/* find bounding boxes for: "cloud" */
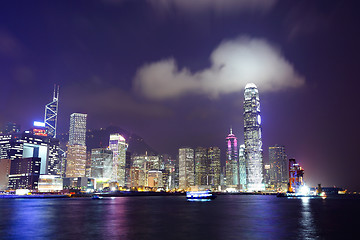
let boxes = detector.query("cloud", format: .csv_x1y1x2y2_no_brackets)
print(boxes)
134,36,305,100
147,0,277,14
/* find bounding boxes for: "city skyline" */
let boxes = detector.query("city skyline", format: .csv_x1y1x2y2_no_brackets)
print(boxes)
1,0,360,190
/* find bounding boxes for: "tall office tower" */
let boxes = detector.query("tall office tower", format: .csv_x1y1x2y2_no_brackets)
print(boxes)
194,147,208,186
131,155,147,186
44,85,59,138
225,128,239,186
66,113,87,178
178,147,194,190
91,148,113,180
69,113,87,145
244,83,265,191
238,144,247,190
109,134,128,186
269,145,288,190
208,147,221,190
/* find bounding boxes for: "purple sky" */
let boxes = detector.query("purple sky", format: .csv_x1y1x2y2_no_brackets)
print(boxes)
1,0,360,190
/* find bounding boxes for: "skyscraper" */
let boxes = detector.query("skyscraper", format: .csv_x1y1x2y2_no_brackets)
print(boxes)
208,146,221,190
66,113,87,178
194,147,208,186
239,144,247,190
178,147,194,190
90,148,113,180
244,83,265,191
225,128,238,186
69,113,87,145
109,134,128,186
269,145,288,191
44,85,59,138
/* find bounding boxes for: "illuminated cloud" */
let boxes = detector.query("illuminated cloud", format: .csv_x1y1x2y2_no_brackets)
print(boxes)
134,36,305,100
147,0,277,14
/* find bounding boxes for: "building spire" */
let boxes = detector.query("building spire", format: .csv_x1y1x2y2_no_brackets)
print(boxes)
230,126,233,135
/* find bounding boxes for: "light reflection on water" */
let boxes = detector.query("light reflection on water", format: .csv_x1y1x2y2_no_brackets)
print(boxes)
300,197,318,239
0,195,359,240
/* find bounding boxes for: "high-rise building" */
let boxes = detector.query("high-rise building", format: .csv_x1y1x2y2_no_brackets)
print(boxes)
0,159,11,190
238,144,247,190
69,113,87,145
1,132,60,175
44,85,59,138
90,148,113,180
109,134,128,186
225,128,239,186
208,146,221,190
178,147,194,190
66,113,87,178
269,145,288,190
8,157,41,190
194,147,208,186
244,83,265,191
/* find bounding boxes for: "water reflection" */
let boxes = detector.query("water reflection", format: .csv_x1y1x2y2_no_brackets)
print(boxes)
300,197,318,239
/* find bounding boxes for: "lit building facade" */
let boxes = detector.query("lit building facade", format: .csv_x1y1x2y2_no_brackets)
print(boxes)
178,147,194,190
269,145,288,190
0,132,60,176
238,144,247,190
44,85,59,138
0,159,11,190
225,128,239,186
208,147,221,190
66,113,87,178
244,83,265,191
109,134,128,186
69,113,87,145
8,157,41,190
194,147,208,186
90,148,113,180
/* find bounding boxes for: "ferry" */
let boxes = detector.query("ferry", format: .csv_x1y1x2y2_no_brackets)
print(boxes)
186,190,217,201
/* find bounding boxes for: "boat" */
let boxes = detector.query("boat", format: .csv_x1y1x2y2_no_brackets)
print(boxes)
186,190,217,201
92,194,103,200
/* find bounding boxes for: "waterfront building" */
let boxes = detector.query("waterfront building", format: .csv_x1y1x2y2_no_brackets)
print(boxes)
178,147,194,190
244,83,265,191
269,145,288,190
0,159,11,190
225,128,239,186
0,131,60,176
239,144,247,190
147,170,163,188
208,147,221,190
44,85,59,138
8,157,41,190
65,145,87,177
194,147,208,186
66,113,87,178
38,175,63,192
90,148,113,180
109,134,128,186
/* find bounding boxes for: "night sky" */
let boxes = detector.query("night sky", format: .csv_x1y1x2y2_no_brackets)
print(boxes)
1,0,360,190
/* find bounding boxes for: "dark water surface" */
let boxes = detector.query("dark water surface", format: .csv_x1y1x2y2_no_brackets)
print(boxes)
0,195,359,240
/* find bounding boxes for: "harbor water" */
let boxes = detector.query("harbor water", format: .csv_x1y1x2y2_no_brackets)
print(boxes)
0,195,359,240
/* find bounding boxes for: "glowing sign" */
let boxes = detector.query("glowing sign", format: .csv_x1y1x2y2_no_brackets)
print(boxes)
34,121,45,127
